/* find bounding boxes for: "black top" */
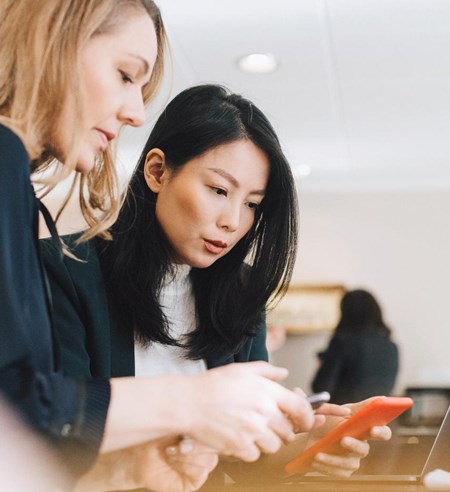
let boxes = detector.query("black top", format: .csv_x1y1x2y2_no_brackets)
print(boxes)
311,332,399,405
0,124,110,477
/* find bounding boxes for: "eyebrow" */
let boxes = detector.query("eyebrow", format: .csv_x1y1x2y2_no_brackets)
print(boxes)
208,167,266,196
127,53,151,76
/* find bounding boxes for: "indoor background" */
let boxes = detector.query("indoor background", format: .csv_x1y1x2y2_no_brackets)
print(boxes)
43,0,450,395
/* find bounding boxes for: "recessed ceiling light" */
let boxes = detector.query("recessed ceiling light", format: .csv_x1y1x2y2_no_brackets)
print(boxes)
293,164,312,179
237,53,278,74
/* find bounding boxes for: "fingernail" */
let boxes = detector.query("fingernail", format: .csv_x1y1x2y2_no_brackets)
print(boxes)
179,438,194,454
166,446,177,456
293,387,306,397
341,436,353,446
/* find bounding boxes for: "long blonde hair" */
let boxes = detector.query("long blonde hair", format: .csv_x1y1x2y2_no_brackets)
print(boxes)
0,0,166,240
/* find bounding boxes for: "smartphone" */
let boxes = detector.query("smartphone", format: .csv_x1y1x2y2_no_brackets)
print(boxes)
307,391,330,409
285,396,414,474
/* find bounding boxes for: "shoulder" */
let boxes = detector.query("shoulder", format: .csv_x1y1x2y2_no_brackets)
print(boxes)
41,233,108,314
0,125,34,219
0,124,31,194
0,124,29,166
42,232,96,259
41,232,101,283
234,313,268,363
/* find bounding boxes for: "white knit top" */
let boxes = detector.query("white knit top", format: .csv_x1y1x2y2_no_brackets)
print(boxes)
134,264,207,377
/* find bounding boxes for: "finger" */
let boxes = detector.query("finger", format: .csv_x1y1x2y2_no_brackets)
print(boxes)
340,436,370,458
177,438,194,454
166,445,179,457
315,403,351,417
268,412,296,444
292,387,307,398
369,425,392,441
254,428,284,455
344,396,382,413
232,441,262,462
166,441,218,459
313,452,361,474
178,462,217,492
239,361,289,382
312,414,326,429
312,459,356,478
276,389,315,433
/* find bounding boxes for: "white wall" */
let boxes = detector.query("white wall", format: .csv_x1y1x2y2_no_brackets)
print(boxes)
44,183,450,396
270,189,450,395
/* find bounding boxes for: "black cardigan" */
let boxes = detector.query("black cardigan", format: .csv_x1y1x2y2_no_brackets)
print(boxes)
0,124,110,478
40,232,268,379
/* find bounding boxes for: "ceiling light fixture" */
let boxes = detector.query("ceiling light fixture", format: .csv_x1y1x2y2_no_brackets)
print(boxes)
237,53,278,74
294,164,312,179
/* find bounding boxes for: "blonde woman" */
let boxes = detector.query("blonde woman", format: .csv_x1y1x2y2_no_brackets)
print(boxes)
0,2,319,490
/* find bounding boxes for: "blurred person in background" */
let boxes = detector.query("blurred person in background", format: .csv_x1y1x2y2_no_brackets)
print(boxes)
312,288,399,404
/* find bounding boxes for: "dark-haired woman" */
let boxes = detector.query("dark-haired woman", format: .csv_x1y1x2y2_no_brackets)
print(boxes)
312,289,399,405
42,85,391,482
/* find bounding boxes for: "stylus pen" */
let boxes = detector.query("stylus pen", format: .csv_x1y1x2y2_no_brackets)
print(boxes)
306,391,330,409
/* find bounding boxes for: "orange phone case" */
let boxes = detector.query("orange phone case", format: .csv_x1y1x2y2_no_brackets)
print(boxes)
285,396,413,474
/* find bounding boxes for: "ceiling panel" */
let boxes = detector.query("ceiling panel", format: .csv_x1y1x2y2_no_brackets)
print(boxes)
116,0,450,191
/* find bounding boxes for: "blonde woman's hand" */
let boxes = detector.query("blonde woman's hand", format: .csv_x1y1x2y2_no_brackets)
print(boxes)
75,436,219,492
179,362,316,462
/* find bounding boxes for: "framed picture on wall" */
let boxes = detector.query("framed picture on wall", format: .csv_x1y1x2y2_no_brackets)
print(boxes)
267,284,345,334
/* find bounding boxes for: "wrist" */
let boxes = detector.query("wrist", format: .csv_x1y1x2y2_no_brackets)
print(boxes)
104,376,194,451
162,374,201,436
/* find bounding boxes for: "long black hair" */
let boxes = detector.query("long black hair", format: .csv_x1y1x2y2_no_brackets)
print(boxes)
99,84,298,358
335,289,392,338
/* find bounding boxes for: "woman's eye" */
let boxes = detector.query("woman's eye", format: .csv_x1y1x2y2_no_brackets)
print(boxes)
247,202,259,210
212,187,227,197
119,70,134,84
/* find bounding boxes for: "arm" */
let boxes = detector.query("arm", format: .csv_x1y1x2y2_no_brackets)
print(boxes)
103,362,315,460
0,125,110,476
42,240,317,462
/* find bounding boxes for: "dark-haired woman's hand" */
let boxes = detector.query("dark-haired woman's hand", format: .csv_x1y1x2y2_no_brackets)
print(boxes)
306,397,392,477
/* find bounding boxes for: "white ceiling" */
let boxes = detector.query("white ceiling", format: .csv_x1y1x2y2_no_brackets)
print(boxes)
118,0,450,192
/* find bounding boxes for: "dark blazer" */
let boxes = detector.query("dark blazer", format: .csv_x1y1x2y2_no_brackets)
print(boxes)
0,125,109,478
41,233,268,380
311,331,399,405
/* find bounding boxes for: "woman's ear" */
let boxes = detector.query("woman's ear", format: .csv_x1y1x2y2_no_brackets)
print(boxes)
143,148,167,193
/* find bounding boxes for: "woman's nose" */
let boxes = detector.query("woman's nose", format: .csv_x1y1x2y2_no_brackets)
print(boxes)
218,203,241,232
119,89,146,128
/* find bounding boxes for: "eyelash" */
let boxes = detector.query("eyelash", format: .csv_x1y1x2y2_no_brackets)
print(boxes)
211,186,227,197
119,70,134,84
210,187,259,210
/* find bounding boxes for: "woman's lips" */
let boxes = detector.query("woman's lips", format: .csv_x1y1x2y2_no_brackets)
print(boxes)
96,129,115,151
204,239,228,254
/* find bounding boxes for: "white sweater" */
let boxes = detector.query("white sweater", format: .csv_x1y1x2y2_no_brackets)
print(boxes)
134,264,207,377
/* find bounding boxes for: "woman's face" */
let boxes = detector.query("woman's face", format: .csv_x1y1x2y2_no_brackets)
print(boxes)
146,140,270,268
55,12,158,172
